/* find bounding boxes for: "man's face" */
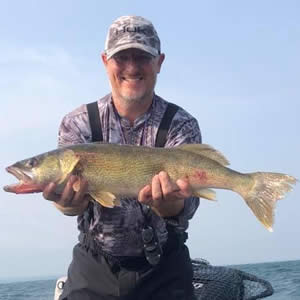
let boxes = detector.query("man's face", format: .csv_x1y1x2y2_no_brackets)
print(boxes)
102,48,165,104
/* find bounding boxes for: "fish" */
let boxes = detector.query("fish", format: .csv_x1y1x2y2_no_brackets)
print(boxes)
3,143,297,231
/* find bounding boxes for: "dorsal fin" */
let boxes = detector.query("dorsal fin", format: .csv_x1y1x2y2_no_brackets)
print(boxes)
177,144,230,166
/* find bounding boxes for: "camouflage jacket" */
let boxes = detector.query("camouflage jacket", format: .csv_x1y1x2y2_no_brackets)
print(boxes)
58,93,202,256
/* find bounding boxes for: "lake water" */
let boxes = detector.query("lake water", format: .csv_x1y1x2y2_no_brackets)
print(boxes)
0,259,299,299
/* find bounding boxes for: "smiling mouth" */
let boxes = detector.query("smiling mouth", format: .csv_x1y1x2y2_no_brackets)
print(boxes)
121,76,143,81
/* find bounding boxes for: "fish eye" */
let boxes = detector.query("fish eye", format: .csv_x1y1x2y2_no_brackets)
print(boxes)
26,157,38,168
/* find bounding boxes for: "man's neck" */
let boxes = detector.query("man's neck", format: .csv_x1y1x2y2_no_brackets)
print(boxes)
112,93,154,125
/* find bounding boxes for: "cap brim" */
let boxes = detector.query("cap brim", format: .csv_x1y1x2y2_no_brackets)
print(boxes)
105,43,159,59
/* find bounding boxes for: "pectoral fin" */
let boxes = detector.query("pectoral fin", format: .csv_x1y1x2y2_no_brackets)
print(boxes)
193,188,217,201
89,191,121,208
58,150,80,184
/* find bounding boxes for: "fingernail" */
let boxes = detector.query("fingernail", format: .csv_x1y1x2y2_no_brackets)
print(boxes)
177,178,186,185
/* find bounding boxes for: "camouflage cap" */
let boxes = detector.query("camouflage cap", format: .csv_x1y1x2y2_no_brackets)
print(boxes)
104,16,161,59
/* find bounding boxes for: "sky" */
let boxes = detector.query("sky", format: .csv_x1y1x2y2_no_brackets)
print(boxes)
0,0,299,281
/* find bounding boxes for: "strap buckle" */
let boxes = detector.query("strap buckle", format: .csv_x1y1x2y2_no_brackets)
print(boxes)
142,225,162,266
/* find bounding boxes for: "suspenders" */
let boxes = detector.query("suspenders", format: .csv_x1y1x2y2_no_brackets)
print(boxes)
86,101,179,147
85,99,180,266
154,102,179,147
86,101,103,142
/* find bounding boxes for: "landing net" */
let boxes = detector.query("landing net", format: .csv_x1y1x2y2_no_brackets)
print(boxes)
192,259,274,300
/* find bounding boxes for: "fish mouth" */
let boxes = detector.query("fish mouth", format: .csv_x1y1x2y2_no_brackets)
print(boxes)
5,166,33,181
3,166,42,194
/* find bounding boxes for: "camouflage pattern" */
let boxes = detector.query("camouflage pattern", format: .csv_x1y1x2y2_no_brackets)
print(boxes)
105,16,161,59
58,94,202,256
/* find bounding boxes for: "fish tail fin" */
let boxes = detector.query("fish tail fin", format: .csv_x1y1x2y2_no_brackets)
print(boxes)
239,172,297,232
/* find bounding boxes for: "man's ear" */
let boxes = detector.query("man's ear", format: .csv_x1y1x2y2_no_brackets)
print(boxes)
101,53,108,66
157,53,165,74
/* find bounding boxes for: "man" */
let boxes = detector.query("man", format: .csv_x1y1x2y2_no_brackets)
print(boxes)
44,16,201,300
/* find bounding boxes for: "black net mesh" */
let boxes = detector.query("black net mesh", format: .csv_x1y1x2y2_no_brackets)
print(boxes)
192,259,274,300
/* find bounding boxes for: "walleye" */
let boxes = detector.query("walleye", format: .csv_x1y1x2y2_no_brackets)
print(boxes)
3,143,297,231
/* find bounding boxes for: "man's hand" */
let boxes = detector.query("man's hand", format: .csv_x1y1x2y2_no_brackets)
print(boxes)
43,175,90,216
138,171,192,217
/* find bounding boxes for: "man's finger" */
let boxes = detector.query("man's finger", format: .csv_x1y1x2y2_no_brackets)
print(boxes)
72,178,89,204
176,179,192,198
158,171,179,196
138,185,152,203
43,182,59,201
60,176,77,205
151,174,163,201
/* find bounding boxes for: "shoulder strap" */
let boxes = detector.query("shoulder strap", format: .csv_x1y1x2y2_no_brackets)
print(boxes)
86,101,179,146
86,101,103,142
155,103,179,148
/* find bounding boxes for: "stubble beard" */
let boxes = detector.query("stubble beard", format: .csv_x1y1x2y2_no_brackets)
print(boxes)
121,91,149,104
116,76,157,106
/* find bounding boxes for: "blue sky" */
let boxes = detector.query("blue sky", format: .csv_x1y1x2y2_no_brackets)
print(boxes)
0,1,299,280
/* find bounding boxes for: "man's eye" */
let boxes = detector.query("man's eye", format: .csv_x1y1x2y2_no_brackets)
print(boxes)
134,56,153,64
113,53,153,64
119,55,128,61
114,55,128,62
137,55,152,62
